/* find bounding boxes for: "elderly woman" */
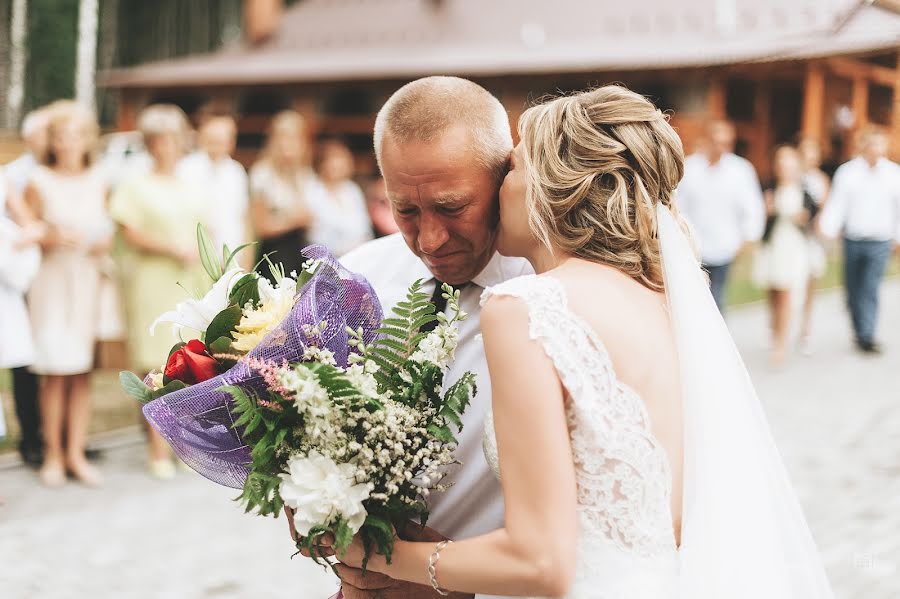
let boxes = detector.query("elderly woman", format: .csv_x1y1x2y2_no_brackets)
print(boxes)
109,104,211,479
25,101,111,487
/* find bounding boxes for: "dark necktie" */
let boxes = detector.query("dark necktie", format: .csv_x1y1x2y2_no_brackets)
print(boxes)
421,279,449,333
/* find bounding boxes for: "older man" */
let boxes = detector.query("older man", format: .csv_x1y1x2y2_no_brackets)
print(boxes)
676,120,764,313
301,77,531,599
177,113,250,255
819,126,900,353
3,107,49,467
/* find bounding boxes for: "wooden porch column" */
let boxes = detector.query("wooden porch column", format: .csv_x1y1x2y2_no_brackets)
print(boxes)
851,76,869,131
752,80,772,181
801,63,825,142
892,49,900,158
707,76,727,120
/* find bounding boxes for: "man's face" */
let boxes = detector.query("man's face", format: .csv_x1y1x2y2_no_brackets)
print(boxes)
201,118,236,162
381,126,501,285
707,123,735,159
861,133,888,164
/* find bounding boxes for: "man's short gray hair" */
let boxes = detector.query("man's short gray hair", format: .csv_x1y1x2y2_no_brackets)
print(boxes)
373,76,513,181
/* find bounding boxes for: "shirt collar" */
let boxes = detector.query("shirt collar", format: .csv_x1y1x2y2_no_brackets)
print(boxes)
406,246,531,289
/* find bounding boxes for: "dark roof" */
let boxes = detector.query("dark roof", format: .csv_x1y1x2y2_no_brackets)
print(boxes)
99,0,900,88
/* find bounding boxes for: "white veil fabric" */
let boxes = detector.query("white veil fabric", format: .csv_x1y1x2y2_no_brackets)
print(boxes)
656,204,834,599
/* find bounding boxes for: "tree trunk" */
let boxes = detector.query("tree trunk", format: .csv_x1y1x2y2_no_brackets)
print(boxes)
75,0,99,112
6,0,28,129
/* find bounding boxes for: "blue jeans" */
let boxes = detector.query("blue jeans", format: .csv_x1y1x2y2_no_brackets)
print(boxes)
703,262,731,314
843,239,892,345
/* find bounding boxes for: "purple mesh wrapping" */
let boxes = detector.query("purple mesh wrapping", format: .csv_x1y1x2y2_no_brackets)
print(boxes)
142,245,383,489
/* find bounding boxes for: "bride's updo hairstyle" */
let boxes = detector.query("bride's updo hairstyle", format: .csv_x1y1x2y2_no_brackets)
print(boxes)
519,85,691,291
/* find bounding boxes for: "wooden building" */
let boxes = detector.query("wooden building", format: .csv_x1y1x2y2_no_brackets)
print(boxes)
99,0,900,179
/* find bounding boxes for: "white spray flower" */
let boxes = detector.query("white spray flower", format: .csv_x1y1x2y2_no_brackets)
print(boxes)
279,451,371,536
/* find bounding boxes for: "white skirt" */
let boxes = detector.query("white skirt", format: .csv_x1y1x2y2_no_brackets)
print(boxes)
753,222,810,291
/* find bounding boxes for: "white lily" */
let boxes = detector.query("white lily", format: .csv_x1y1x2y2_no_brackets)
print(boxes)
149,268,247,336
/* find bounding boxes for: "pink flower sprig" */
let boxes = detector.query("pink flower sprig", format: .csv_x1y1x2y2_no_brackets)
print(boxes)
245,357,295,398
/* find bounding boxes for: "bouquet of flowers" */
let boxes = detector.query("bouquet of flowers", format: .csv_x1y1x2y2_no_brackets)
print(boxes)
120,227,476,568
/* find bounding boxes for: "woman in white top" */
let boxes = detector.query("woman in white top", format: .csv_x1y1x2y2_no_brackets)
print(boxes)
25,101,111,487
249,111,315,280
308,139,373,256
754,146,814,367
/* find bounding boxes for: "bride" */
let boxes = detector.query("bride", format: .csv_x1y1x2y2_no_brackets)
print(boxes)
335,85,833,598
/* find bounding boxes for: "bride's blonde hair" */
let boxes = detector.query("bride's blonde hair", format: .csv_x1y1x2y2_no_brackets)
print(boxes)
519,85,691,291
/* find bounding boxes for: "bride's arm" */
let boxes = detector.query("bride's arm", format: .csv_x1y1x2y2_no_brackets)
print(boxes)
340,295,579,598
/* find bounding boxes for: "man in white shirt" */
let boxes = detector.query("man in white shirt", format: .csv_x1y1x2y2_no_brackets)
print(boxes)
819,126,900,353
676,121,764,312
3,107,50,468
307,77,531,599
177,113,249,257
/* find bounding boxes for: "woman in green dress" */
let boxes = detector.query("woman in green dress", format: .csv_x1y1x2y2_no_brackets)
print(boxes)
109,104,210,480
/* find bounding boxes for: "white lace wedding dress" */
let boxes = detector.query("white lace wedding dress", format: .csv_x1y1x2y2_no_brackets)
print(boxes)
477,205,834,599
481,274,680,599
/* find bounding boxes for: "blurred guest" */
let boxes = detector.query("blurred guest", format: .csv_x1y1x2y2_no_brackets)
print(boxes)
364,176,399,238
676,120,764,313
2,108,49,468
177,113,250,256
308,139,372,255
819,126,900,354
25,101,111,487
109,104,210,479
797,138,831,354
753,146,813,367
0,175,41,449
249,110,314,279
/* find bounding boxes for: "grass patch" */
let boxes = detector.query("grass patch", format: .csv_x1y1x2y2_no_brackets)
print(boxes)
726,243,899,307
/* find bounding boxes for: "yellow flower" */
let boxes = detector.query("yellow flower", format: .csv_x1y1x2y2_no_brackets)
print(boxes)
231,277,296,353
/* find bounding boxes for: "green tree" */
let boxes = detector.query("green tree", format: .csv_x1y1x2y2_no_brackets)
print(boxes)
24,0,78,112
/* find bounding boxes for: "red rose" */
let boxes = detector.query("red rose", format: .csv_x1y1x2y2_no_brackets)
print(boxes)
164,340,219,384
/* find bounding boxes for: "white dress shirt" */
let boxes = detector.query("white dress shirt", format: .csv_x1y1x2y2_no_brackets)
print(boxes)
676,153,765,266
177,152,249,250
341,233,532,599
306,178,373,256
819,156,900,243
4,153,38,194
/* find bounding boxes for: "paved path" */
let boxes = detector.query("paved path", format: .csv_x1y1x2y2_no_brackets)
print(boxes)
1,281,897,598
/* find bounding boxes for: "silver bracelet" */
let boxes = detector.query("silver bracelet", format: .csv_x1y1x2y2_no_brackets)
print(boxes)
427,540,453,596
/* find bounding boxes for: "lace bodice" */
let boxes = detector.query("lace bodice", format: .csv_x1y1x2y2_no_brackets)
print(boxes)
481,275,679,598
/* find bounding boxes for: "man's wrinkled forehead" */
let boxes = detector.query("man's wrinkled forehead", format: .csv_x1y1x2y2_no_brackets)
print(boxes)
385,178,471,206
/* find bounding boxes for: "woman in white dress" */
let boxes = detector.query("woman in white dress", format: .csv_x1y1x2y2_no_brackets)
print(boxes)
753,146,813,366
332,86,832,598
25,101,111,487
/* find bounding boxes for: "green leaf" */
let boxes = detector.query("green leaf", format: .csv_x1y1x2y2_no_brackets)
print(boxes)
205,305,243,346
295,263,317,293
224,242,256,272
334,519,354,555
208,335,234,356
149,379,188,400
197,223,223,282
168,342,187,358
427,423,455,444
228,273,260,308
119,371,153,404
